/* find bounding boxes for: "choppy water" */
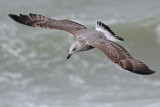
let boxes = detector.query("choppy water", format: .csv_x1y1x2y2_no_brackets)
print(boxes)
0,0,160,107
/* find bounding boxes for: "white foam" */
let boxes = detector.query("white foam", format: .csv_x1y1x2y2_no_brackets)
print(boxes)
0,71,33,88
0,23,17,37
0,23,28,62
69,74,85,87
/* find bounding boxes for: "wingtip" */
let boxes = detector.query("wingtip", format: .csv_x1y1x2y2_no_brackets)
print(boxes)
134,69,155,75
8,14,18,21
8,14,18,19
8,14,11,16
8,14,14,18
8,13,26,24
146,69,156,75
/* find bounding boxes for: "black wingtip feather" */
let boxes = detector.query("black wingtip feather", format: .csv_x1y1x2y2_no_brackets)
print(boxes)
8,14,25,24
136,69,155,75
115,36,124,41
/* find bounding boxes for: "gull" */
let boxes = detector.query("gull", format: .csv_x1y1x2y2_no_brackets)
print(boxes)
8,13,155,75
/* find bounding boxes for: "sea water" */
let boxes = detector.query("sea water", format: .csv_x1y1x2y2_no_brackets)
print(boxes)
0,0,160,107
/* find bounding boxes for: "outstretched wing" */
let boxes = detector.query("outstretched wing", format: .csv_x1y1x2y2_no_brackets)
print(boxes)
90,39,155,75
8,13,87,36
96,21,124,42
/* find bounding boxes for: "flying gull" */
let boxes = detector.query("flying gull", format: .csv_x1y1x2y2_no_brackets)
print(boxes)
8,13,155,75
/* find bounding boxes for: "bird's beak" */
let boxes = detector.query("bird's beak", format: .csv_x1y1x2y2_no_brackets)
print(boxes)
67,54,72,59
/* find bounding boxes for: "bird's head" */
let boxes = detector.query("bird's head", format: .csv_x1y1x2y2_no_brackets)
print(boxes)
67,41,82,59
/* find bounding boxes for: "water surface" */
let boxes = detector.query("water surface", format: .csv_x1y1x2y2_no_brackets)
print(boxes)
0,0,160,107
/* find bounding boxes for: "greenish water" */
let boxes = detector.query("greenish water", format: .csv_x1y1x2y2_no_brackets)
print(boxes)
0,0,160,107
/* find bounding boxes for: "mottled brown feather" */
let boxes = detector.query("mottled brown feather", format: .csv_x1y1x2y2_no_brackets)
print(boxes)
8,13,87,36
90,40,155,75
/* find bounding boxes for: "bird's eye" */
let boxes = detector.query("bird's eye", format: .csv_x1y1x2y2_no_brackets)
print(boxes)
72,48,76,51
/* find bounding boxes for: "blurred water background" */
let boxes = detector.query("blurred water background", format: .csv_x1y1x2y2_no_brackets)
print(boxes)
0,0,160,107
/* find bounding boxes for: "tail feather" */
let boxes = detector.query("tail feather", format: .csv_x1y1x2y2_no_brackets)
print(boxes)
114,35,124,41
96,21,124,42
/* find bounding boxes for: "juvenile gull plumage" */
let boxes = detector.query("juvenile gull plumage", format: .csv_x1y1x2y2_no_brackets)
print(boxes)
8,13,155,75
